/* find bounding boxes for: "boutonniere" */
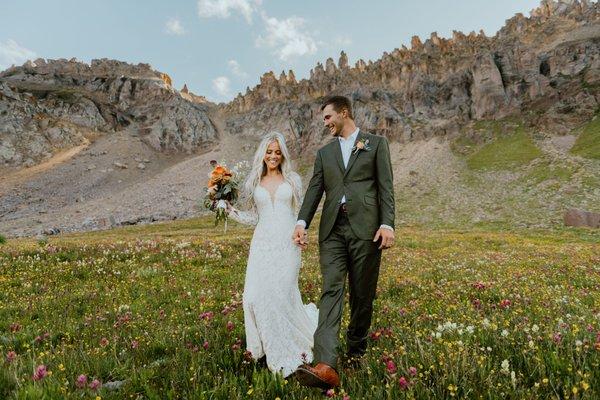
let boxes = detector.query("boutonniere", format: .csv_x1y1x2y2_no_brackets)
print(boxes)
352,138,371,154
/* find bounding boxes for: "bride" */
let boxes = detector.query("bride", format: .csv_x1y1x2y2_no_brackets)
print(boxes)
226,132,319,377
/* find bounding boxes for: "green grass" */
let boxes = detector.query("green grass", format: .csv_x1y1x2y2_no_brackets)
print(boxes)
522,160,576,186
451,118,543,171
570,114,600,159
1,218,599,399
467,127,542,170
0,234,5,245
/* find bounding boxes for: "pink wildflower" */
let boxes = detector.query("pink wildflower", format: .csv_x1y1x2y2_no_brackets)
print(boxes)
89,379,101,391
226,321,235,332
386,360,397,374
32,365,48,381
5,351,17,363
399,376,409,389
76,374,88,389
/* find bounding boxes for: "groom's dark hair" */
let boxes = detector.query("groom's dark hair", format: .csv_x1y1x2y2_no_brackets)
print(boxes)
321,95,353,119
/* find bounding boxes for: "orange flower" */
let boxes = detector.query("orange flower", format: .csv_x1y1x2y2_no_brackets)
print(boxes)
206,164,234,192
213,165,227,175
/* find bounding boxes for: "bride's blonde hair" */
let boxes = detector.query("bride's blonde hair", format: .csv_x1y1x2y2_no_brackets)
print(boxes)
242,132,302,212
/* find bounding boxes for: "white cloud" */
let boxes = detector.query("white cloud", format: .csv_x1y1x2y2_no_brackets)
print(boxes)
165,17,185,35
0,39,36,70
256,13,317,61
212,76,231,97
197,0,262,24
228,59,248,78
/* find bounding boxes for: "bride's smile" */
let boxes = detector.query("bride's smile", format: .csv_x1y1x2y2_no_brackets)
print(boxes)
264,141,283,171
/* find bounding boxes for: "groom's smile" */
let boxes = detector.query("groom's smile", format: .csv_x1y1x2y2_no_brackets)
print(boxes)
322,104,344,137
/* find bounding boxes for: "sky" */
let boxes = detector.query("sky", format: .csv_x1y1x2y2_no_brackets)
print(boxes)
0,0,544,102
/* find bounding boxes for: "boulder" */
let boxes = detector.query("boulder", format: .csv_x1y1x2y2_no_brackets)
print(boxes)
564,209,600,228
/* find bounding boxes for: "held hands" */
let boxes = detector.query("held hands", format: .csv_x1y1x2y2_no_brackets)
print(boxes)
292,225,308,250
373,227,395,250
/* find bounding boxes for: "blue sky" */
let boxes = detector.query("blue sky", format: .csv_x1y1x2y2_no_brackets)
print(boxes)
0,0,543,102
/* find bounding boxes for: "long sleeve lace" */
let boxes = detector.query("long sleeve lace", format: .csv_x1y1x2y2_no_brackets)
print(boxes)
229,207,258,226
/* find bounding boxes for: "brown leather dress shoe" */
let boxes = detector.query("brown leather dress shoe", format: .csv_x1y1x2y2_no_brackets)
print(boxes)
295,362,340,389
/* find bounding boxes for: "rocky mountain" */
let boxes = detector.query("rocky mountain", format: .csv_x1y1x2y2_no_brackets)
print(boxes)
222,0,599,152
0,0,599,238
0,59,217,168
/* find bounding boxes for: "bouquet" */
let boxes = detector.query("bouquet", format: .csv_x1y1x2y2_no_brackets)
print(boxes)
203,160,239,231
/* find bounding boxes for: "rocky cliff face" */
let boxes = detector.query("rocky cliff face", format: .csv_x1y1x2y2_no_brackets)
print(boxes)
0,1,598,167
0,58,217,167
222,0,600,151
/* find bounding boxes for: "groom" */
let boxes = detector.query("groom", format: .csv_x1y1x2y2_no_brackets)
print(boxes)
293,95,395,389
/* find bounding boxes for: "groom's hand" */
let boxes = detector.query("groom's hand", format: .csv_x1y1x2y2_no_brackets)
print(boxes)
292,225,308,249
373,228,395,250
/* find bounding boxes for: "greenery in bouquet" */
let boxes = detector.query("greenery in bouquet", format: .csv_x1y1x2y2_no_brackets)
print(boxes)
202,160,249,227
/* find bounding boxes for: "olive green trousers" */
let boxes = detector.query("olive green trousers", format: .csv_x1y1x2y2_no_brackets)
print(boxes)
313,208,382,369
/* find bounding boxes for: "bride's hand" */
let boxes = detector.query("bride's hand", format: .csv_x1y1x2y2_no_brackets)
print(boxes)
293,226,308,249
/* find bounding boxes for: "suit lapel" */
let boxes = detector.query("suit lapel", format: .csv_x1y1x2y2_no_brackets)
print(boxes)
344,130,363,178
332,139,345,174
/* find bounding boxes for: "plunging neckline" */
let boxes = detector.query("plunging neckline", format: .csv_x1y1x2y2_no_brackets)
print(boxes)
259,180,285,208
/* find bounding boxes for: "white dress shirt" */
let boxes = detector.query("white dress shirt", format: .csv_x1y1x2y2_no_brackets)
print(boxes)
297,127,393,232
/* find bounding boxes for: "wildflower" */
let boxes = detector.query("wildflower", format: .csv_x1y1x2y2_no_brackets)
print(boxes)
76,374,88,389
35,332,50,343
447,384,458,396
32,365,48,381
5,351,17,363
99,337,109,347
552,332,562,344
89,379,101,391
199,311,214,321
326,388,335,397
131,340,139,349
226,321,235,332
408,366,417,376
386,360,397,374
501,359,510,373
203,341,209,350
499,299,511,309
399,376,409,389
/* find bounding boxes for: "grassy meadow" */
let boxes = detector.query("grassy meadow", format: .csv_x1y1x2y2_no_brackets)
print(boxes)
1,217,599,399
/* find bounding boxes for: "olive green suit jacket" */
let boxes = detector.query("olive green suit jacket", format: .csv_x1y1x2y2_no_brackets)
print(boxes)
298,130,395,241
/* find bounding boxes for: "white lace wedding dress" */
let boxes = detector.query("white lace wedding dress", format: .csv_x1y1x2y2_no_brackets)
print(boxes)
229,180,319,377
